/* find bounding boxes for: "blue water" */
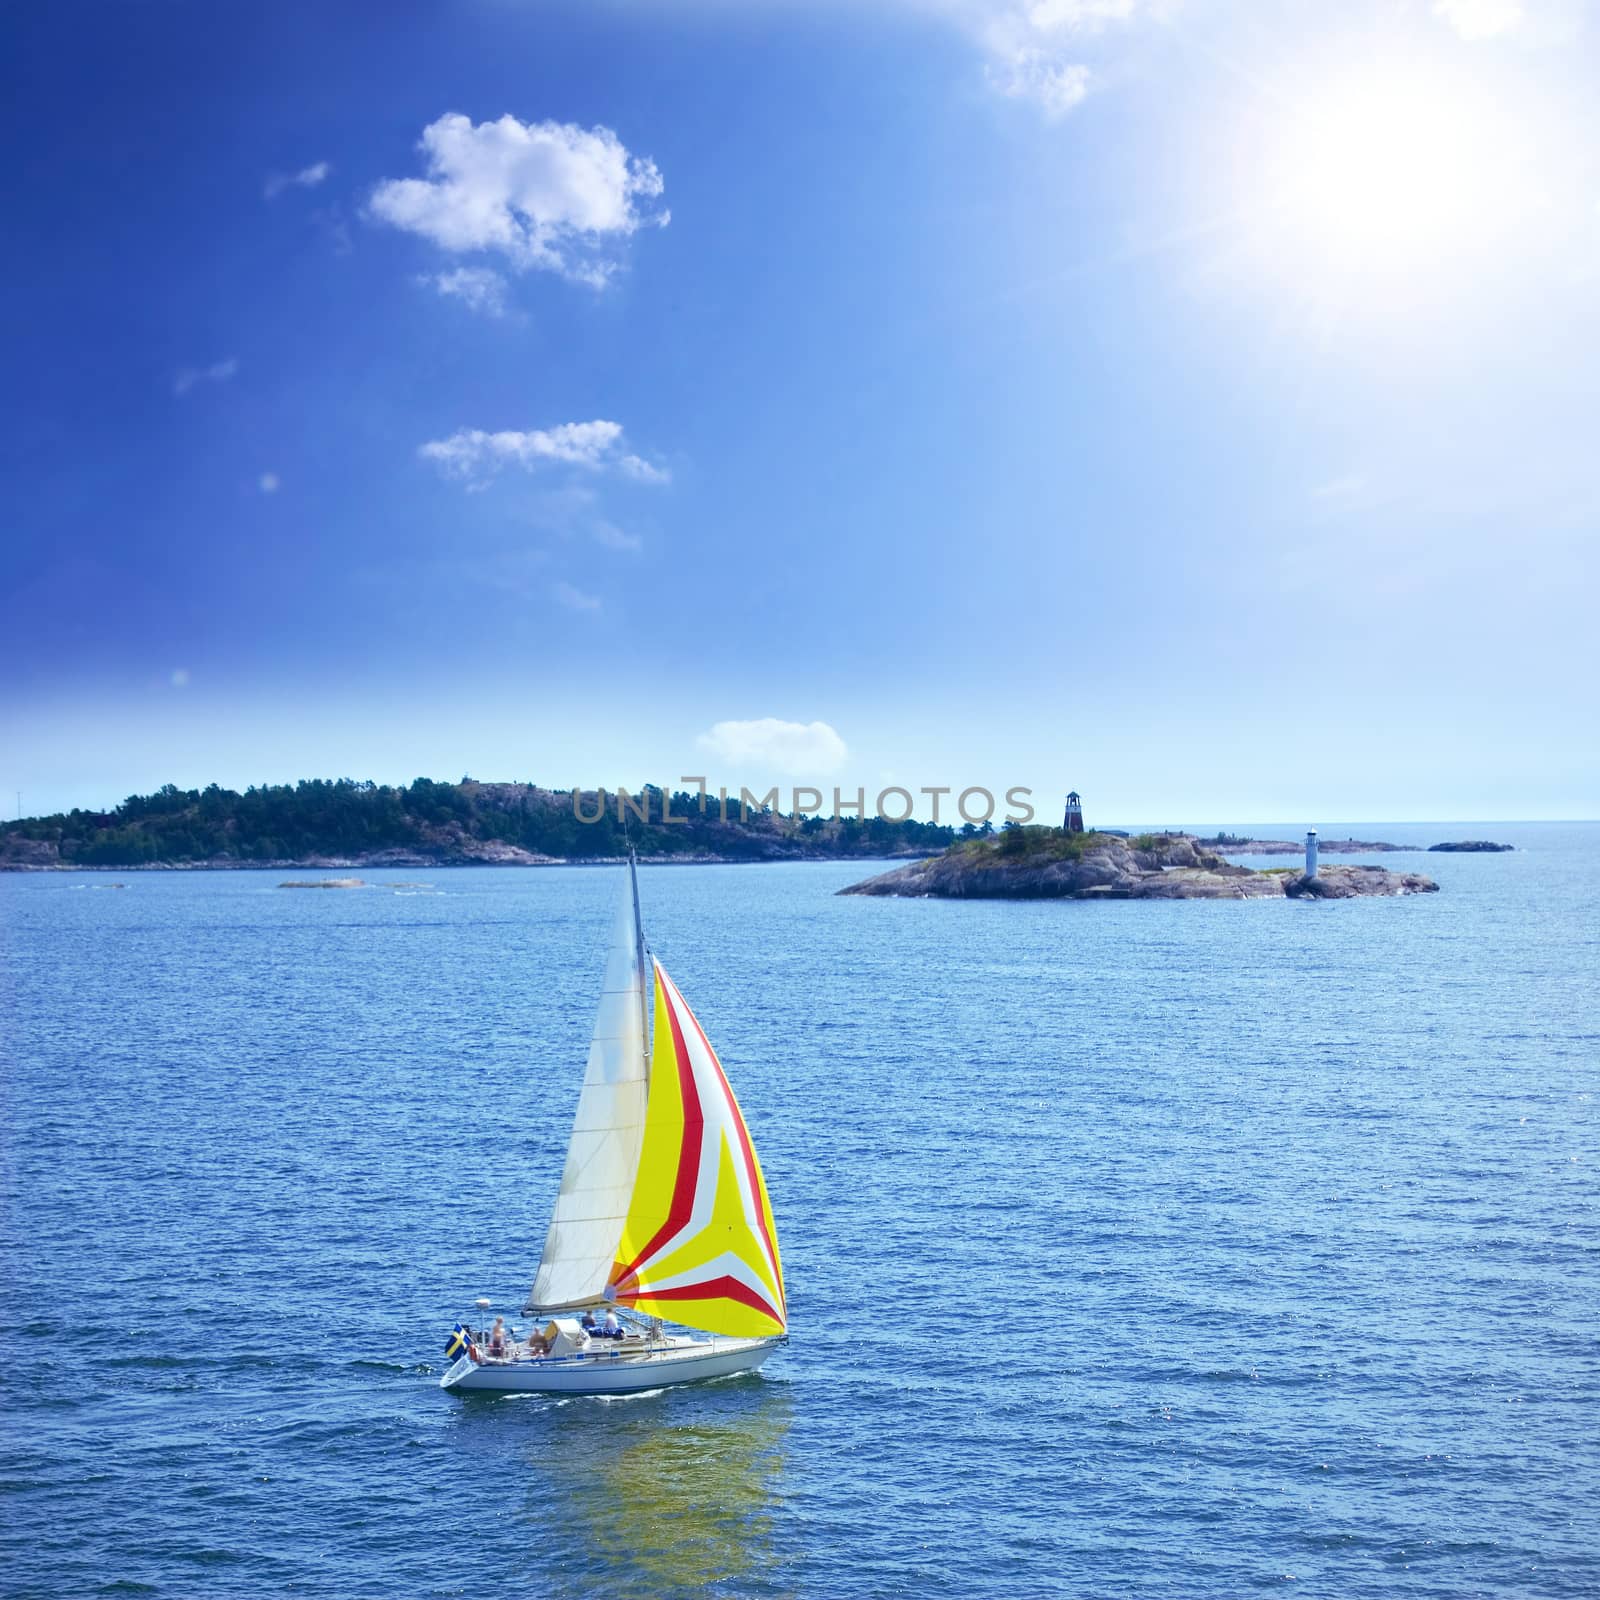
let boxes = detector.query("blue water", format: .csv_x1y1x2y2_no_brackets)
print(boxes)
2,824,1596,1599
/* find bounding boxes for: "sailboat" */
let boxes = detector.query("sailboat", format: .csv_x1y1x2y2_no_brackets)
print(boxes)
440,856,787,1395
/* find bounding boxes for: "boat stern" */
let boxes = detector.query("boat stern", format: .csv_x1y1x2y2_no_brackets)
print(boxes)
440,1353,477,1390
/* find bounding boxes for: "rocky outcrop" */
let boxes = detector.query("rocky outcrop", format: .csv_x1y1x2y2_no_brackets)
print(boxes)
0,836,60,867
1428,840,1514,852
448,841,560,866
840,831,1439,901
1283,866,1439,898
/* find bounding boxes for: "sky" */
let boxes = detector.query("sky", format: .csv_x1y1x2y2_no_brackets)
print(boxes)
3,0,1597,822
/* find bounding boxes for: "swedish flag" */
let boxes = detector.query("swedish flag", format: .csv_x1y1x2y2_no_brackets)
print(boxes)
444,1323,474,1359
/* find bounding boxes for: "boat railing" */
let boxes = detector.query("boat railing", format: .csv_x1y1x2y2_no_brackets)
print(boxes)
468,1332,668,1366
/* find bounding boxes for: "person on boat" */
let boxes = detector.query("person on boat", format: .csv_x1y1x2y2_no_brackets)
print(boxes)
522,1328,550,1360
580,1310,599,1336
601,1310,625,1340
486,1317,510,1359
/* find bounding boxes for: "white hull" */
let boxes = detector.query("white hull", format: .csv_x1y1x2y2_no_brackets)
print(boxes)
440,1336,780,1396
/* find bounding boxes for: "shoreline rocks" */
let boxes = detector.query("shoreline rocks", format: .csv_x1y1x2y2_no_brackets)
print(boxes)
3,850,921,873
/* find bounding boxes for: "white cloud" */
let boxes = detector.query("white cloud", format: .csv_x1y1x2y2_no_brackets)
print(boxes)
925,0,1153,117
258,472,280,494
695,718,850,776
265,160,331,199
984,49,1092,116
419,420,668,485
1433,0,1525,39
173,358,237,397
618,453,671,485
431,265,510,316
553,579,602,612
368,113,667,287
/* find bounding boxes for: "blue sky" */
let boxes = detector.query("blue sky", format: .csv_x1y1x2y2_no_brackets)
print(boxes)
3,0,1597,821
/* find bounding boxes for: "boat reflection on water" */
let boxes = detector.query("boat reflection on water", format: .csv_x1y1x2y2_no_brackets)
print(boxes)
527,1384,794,1598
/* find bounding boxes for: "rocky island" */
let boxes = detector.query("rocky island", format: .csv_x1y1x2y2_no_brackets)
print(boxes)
1428,840,1514,852
840,828,1439,901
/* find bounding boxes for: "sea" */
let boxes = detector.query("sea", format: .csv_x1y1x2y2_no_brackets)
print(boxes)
1,823,1596,1600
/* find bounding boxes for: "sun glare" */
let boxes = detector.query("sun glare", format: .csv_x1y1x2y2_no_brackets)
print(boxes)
1257,58,1516,281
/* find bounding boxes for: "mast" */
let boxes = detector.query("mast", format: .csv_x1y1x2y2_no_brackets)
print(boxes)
629,847,652,1082
524,864,651,1314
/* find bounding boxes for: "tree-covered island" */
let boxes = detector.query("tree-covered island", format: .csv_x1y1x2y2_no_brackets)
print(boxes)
0,778,961,869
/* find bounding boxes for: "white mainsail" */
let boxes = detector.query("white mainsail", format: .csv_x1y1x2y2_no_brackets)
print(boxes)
526,863,651,1312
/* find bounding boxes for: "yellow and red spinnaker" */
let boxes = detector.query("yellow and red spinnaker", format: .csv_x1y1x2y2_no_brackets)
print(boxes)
608,960,786,1338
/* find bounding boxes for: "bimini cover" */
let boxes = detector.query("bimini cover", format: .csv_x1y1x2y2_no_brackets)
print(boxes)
544,1317,588,1357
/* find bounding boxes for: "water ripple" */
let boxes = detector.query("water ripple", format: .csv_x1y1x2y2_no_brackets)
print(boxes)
1,835,1597,1598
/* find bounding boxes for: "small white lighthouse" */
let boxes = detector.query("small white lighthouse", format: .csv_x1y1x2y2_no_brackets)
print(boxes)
1305,830,1319,877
